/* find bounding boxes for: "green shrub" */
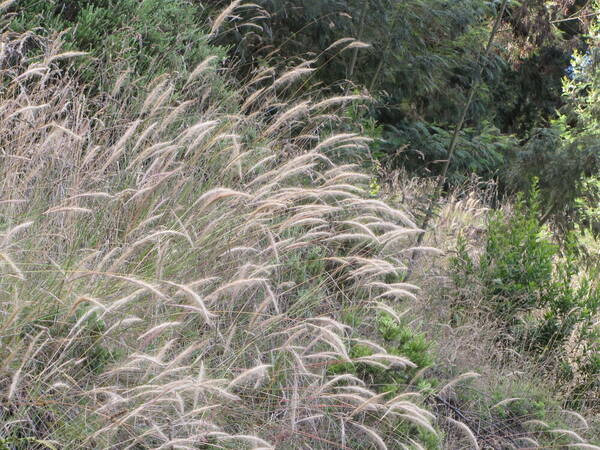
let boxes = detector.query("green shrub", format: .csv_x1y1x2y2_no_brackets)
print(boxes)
478,180,556,323
330,312,436,395
11,0,225,83
451,179,600,394
327,310,441,448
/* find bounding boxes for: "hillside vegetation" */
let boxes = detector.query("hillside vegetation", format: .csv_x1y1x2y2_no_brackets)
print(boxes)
0,1,598,449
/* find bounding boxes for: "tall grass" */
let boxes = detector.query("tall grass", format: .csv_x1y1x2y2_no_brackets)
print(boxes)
382,171,600,448
0,31,433,449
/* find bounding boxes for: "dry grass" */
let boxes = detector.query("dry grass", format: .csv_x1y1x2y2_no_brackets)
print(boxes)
381,169,600,448
1,4,597,446
0,31,434,449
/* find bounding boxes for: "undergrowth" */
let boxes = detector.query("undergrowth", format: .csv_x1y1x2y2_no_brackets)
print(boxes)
0,24,437,449
0,2,598,449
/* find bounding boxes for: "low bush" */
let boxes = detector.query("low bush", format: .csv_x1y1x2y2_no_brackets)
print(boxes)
451,180,599,400
9,0,225,86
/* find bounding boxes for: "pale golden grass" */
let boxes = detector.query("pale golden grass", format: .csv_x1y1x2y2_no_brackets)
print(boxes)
0,0,18,12
210,0,242,36
380,169,600,448
0,30,439,449
445,417,480,449
3,16,595,448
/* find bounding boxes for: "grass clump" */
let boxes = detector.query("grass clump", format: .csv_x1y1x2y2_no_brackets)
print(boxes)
0,21,439,448
1,2,598,448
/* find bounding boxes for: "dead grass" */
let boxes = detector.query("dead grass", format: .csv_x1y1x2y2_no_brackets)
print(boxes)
0,31,434,449
381,169,600,448
1,5,597,447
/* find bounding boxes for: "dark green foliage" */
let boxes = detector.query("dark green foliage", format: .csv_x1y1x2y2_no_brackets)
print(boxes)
451,181,599,394
499,20,600,231
504,126,600,230
382,121,517,184
493,47,570,136
233,0,505,132
242,0,493,107
10,0,224,83
330,312,436,395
